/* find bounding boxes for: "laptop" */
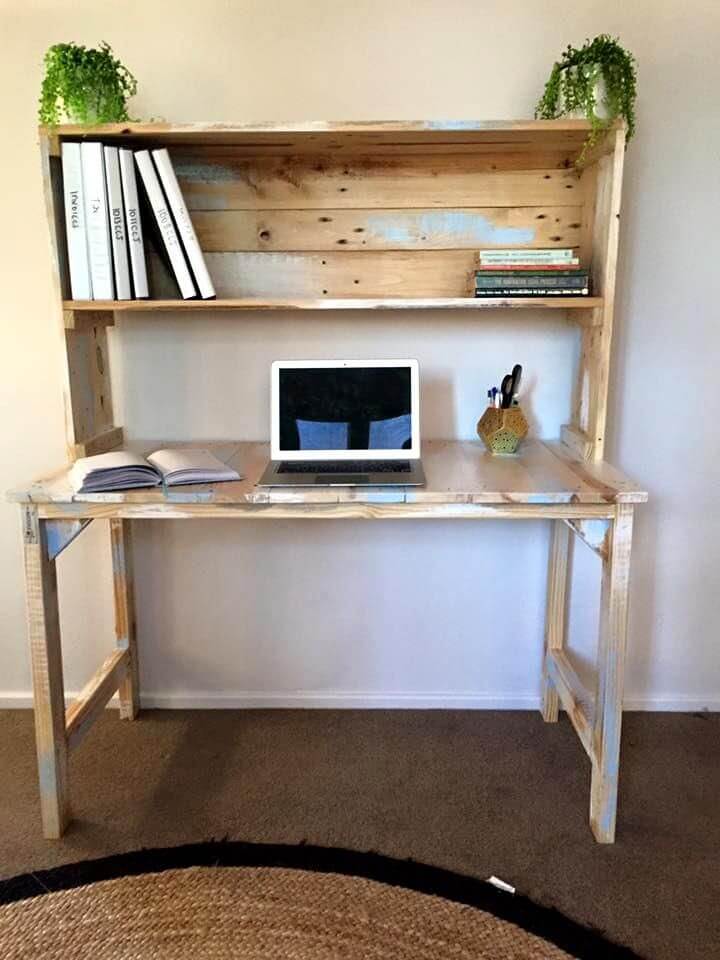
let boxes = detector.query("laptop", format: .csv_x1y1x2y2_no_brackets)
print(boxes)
258,359,425,486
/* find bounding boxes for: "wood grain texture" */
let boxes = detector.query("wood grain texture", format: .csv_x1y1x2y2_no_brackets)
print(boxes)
192,205,584,252
9,440,647,516
591,503,635,843
572,128,625,459
204,250,590,299
111,519,139,720
62,295,603,313
43,119,616,158
22,507,69,839
65,648,129,751
175,154,583,210
541,520,570,723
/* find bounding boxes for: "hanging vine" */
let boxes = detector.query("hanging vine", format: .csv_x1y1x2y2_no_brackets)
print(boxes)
535,35,637,162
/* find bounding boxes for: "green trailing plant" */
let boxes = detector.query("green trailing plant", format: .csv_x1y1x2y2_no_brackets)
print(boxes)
535,35,637,161
39,42,137,125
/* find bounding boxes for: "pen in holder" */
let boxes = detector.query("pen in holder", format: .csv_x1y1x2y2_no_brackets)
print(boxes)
477,404,528,455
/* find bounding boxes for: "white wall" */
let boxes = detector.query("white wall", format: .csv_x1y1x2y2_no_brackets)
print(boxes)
1,0,719,710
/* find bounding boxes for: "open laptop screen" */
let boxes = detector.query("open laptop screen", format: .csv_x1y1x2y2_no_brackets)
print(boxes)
273,361,419,460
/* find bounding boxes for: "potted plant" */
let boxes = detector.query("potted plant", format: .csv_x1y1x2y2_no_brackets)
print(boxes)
535,35,637,162
39,42,137,125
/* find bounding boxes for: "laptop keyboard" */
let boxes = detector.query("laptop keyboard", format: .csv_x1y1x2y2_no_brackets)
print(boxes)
278,460,412,474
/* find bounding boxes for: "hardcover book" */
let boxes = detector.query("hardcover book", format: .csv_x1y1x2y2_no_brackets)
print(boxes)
80,142,114,300
61,142,92,300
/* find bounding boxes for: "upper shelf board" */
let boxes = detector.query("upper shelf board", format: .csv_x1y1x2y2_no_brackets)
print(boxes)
42,119,620,158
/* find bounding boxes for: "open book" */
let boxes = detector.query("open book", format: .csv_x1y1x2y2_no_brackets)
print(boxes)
69,448,241,494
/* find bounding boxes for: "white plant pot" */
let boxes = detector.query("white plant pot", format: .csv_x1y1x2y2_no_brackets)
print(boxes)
61,105,99,124
558,67,610,120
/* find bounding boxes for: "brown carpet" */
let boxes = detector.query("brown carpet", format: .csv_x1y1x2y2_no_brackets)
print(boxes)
0,709,718,960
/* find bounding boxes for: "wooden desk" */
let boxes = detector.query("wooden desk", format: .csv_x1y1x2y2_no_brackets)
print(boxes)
11,439,646,843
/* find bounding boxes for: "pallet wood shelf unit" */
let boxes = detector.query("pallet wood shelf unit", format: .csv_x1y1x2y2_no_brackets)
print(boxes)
15,119,645,843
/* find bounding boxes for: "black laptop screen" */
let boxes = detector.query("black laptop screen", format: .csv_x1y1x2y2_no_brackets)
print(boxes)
279,367,412,451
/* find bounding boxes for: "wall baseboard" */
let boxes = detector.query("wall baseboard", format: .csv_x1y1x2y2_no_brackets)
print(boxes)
1,690,718,711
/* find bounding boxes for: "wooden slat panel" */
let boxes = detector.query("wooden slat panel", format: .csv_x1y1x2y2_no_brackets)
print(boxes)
193,206,583,252
174,154,582,210
204,250,592,298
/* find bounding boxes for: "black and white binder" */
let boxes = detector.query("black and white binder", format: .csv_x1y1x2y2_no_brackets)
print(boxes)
152,148,216,299
104,146,132,300
61,142,92,300
119,148,148,298
134,150,196,299
80,142,114,300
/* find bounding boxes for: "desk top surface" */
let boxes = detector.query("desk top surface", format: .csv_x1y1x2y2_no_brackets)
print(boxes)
10,440,647,518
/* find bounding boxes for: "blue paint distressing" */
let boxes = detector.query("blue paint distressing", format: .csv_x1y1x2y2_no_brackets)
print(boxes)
366,211,534,247
38,755,60,793
174,161,235,182
425,120,487,131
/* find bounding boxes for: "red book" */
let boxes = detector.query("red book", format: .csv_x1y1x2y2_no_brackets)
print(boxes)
476,263,582,271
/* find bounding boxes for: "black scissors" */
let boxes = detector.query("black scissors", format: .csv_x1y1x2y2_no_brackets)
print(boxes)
500,364,522,408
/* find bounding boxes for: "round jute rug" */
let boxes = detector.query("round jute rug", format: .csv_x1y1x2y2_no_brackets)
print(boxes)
0,843,640,960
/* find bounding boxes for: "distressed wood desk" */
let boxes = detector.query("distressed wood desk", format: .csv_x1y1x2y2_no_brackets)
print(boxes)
10,439,646,843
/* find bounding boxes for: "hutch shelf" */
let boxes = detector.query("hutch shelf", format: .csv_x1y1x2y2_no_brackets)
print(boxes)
12,119,645,842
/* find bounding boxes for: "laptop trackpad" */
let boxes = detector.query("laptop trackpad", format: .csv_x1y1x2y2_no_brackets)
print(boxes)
315,474,366,485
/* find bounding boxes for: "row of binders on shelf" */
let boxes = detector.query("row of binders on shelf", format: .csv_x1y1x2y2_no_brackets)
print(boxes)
474,248,590,298
62,142,215,302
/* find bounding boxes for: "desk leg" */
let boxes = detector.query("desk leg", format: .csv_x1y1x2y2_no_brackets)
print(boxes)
541,519,570,722
590,503,634,843
22,507,70,839
111,519,139,720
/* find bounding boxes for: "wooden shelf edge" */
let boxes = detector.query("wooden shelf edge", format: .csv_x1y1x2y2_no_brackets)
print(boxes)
64,296,604,313
41,118,610,138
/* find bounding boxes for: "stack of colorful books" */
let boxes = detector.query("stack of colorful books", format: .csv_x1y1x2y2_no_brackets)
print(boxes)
473,249,590,298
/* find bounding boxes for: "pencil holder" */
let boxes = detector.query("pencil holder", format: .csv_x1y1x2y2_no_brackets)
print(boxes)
477,405,529,455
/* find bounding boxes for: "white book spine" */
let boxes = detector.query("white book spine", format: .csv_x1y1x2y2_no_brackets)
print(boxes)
119,148,149,298
104,147,132,299
152,148,215,299
134,150,197,299
80,142,115,300
61,143,92,300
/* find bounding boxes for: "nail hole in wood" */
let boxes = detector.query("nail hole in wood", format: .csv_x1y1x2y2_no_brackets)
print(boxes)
318,216,332,223
259,230,271,240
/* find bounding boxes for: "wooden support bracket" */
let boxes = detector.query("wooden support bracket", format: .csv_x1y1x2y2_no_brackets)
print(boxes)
45,519,93,561
564,517,610,560
65,648,129,752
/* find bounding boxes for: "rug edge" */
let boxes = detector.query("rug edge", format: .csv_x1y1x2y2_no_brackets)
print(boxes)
0,840,644,960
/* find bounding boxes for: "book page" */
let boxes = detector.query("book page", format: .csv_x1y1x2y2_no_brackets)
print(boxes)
147,448,241,483
70,450,151,483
